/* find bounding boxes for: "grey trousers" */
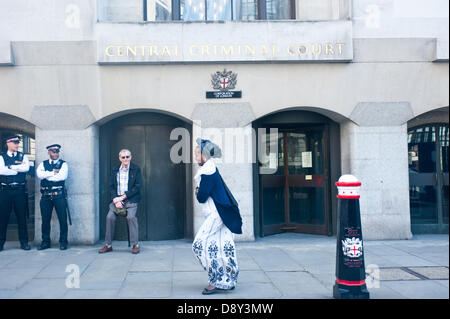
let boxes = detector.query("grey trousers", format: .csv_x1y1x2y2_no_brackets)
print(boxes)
104,202,138,246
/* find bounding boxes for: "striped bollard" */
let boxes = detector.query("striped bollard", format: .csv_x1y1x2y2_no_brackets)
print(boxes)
333,175,370,299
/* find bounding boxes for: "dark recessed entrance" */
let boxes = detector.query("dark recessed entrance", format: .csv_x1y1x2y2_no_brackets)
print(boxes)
0,114,35,241
408,123,449,234
253,110,341,237
99,112,192,241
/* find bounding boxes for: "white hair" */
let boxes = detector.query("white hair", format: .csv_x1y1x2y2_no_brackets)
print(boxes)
118,149,132,157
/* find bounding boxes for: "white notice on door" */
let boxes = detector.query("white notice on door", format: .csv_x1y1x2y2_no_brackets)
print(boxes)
302,152,312,168
269,153,277,169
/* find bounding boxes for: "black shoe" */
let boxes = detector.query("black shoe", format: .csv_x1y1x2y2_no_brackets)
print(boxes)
218,286,235,291
60,243,68,250
20,243,31,250
38,242,51,250
202,287,218,295
0,245,3,252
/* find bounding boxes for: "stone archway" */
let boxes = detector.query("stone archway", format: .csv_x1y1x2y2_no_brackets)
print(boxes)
407,106,449,234
252,108,343,238
99,110,193,241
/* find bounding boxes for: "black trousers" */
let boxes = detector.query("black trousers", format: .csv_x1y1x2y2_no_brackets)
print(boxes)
40,195,68,244
0,187,29,246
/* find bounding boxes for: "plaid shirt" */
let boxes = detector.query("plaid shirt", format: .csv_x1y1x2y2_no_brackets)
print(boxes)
117,165,129,196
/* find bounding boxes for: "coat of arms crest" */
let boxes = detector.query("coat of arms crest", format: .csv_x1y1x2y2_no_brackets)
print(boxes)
342,237,363,258
211,69,237,91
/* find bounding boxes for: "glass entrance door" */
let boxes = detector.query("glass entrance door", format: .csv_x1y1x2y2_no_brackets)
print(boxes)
408,124,449,233
260,126,329,235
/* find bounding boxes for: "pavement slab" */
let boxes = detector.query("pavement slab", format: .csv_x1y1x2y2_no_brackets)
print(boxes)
0,233,447,299
407,266,449,280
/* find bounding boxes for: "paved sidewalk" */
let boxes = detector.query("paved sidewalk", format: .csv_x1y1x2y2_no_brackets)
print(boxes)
0,233,448,299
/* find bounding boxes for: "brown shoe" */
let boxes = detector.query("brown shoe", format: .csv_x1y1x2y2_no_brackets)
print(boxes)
132,245,140,254
98,245,112,254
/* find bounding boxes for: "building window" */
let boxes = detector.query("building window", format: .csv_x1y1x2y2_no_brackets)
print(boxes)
181,0,205,20
97,0,344,21
266,0,292,20
148,0,173,21
21,135,31,154
180,0,256,21
295,0,341,20
236,0,258,20
97,0,145,22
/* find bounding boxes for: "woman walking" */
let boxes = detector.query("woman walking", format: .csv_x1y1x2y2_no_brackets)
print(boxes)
192,138,243,295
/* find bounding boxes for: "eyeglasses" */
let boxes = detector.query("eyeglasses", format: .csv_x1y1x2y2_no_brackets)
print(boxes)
121,156,131,159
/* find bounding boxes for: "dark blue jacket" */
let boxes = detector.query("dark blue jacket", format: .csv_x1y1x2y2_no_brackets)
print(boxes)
196,169,243,234
109,162,142,204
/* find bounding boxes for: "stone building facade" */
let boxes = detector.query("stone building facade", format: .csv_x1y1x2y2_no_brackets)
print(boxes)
0,0,448,244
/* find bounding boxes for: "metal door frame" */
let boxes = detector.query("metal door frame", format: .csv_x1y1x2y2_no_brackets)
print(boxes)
252,110,341,238
257,123,331,236
409,123,449,234
284,126,330,235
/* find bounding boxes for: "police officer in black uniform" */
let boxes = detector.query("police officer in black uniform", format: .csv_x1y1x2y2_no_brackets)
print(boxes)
36,144,69,250
0,136,31,251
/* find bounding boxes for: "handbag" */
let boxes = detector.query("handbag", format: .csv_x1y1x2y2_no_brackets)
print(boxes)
113,205,128,217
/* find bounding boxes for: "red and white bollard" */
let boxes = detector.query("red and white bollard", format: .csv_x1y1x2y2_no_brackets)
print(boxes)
333,175,370,299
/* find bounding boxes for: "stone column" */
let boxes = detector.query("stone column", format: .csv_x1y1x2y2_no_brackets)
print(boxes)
192,103,255,242
31,105,99,244
340,102,414,240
